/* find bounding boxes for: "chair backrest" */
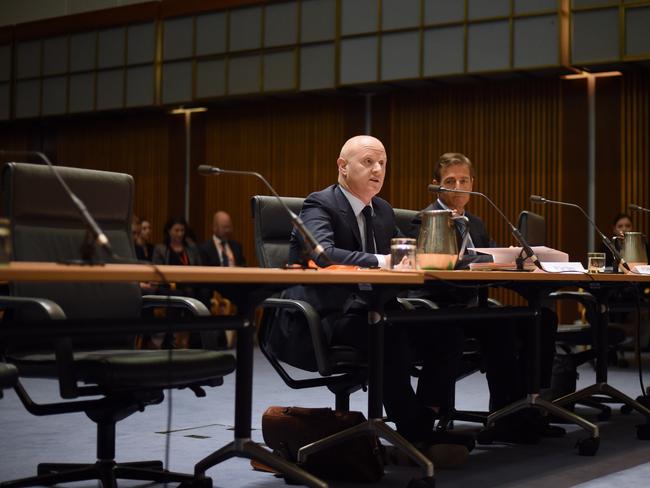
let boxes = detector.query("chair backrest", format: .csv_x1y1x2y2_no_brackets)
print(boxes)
2,162,141,325
394,207,419,238
517,210,546,246
251,195,304,268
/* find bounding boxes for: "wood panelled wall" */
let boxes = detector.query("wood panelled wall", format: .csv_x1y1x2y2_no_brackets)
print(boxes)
1,73,648,280
620,73,650,234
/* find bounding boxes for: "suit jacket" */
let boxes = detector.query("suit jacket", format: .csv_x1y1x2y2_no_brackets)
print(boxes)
271,184,400,370
152,243,203,266
198,237,246,267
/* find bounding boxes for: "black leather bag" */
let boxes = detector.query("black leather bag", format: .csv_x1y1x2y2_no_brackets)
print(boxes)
261,406,384,482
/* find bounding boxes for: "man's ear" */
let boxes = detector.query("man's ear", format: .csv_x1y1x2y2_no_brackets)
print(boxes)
337,157,347,175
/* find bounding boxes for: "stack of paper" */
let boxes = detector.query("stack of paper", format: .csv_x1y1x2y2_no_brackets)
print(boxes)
468,246,569,264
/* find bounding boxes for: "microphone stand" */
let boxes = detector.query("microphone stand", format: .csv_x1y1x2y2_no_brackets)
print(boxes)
531,195,631,273
428,184,542,271
1,150,114,264
198,165,330,266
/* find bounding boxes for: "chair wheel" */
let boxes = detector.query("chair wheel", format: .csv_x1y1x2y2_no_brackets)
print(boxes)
597,407,612,421
620,404,633,415
636,423,650,440
576,437,599,456
476,428,494,445
407,475,436,488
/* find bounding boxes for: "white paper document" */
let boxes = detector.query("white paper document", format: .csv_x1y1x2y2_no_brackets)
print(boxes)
540,262,587,273
468,246,569,264
633,265,650,275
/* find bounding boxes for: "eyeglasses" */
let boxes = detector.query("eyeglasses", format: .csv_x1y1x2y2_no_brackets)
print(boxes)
441,177,472,188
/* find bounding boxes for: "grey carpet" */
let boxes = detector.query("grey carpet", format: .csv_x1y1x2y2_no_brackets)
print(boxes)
1,348,650,487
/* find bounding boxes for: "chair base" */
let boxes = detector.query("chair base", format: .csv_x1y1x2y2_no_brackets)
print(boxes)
484,393,600,455
296,418,434,479
0,460,209,488
554,382,650,424
195,437,328,488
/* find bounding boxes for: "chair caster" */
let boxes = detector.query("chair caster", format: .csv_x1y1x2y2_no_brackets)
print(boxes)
179,476,213,488
475,428,494,445
407,475,436,488
620,404,633,415
597,407,612,421
576,437,599,456
636,423,650,440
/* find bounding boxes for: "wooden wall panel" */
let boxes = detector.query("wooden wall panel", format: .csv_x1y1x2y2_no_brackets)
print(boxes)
620,72,650,235
200,96,364,266
51,112,174,245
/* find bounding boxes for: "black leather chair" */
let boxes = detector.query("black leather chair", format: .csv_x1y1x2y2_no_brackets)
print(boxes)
0,162,241,488
251,195,367,411
0,362,18,398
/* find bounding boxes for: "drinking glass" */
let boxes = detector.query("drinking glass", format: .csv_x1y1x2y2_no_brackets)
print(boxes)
587,252,606,273
390,238,416,270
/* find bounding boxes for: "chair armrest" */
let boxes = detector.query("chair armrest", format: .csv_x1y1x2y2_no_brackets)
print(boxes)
260,297,332,376
548,290,599,326
397,297,439,310
141,295,218,350
141,295,210,316
0,296,66,320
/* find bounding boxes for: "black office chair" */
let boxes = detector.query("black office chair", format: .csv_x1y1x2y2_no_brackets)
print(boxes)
0,162,241,488
517,210,623,419
251,195,367,411
0,362,18,398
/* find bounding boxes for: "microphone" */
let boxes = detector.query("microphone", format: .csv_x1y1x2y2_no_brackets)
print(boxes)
1,150,114,261
629,203,650,214
198,165,329,265
530,194,631,272
428,184,542,270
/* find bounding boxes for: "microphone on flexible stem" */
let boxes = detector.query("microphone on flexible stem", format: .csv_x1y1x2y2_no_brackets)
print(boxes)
428,184,542,270
629,203,650,214
530,194,631,272
0,149,114,262
198,165,330,265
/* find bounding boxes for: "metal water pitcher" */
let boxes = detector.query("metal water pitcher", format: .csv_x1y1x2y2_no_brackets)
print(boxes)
613,231,648,264
416,209,470,270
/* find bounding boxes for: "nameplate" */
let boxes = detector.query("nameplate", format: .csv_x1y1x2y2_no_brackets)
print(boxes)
633,265,650,275
541,262,586,273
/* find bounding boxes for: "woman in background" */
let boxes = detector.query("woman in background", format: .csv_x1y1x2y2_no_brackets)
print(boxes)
153,217,202,266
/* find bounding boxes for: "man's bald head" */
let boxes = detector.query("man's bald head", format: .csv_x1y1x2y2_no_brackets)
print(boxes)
212,211,233,239
337,135,387,204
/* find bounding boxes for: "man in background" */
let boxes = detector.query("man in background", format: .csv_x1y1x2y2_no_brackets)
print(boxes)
199,211,246,267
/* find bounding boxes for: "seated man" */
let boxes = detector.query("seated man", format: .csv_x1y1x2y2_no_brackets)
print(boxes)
268,135,472,467
412,152,559,444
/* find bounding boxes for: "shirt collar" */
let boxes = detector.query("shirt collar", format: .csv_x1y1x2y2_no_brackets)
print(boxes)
339,185,372,217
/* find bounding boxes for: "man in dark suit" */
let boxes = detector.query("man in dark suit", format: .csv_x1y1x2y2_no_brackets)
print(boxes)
412,152,559,444
269,136,472,467
199,211,246,267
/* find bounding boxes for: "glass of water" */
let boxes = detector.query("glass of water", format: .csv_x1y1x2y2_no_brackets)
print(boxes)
390,238,416,271
587,252,606,273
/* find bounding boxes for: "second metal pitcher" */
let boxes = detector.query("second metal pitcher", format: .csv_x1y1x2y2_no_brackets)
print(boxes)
416,209,469,270
614,231,648,264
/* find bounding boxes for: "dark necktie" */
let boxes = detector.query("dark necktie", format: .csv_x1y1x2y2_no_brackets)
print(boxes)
220,241,230,266
455,219,475,255
362,206,376,254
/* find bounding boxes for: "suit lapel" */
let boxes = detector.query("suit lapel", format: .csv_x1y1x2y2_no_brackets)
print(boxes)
334,185,363,249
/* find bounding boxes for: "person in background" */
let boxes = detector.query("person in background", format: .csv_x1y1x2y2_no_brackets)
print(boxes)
133,215,154,261
199,211,246,267
153,217,202,267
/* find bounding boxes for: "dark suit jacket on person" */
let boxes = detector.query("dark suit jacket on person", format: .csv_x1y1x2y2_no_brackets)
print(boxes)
198,238,246,267
152,243,203,266
271,184,399,371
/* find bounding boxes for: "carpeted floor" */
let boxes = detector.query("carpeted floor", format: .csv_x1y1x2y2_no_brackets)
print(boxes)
1,348,650,488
